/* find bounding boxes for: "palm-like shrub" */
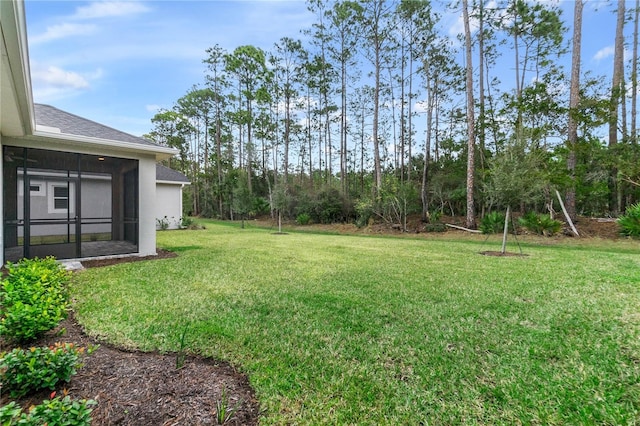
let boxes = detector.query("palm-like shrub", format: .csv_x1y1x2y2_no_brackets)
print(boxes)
618,203,640,237
518,212,562,236
479,212,506,234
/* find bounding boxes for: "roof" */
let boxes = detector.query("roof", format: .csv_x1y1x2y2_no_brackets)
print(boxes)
34,104,159,147
156,164,190,184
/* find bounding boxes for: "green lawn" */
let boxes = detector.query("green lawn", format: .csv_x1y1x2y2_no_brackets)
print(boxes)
71,220,640,425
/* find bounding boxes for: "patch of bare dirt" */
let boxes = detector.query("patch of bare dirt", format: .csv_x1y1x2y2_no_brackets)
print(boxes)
479,251,528,257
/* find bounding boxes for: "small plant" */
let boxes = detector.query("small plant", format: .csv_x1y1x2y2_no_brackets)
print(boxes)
0,343,87,398
618,202,640,237
180,216,194,228
176,325,189,370
296,213,312,225
479,211,506,234
518,212,562,236
428,210,442,223
215,387,240,425
157,216,170,230
0,257,70,342
0,393,96,426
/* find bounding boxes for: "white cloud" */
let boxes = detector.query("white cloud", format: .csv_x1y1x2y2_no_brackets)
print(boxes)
32,65,91,89
31,23,97,44
30,63,105,102
146,104,161,112
72,1,150,20
594,45,614,61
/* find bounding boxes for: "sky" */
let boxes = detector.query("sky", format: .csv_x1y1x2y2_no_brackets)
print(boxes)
24,0,625,138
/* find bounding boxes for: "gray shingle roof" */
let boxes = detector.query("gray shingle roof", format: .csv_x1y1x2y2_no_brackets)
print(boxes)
156,164,190,183
34,103,159,147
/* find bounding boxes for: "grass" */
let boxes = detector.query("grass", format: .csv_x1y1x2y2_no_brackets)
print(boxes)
71,220,640,425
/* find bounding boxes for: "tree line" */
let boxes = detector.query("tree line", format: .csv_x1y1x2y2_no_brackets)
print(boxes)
145,0,640,229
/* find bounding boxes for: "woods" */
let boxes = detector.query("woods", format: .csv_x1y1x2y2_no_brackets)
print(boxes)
145,0,640,228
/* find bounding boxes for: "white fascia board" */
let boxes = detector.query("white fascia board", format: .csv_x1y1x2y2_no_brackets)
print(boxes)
1,0,35,136
30,130,179,160
156,180,191,185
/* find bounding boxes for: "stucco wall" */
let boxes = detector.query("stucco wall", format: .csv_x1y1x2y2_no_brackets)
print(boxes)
156,183,183,230
138,156,157,256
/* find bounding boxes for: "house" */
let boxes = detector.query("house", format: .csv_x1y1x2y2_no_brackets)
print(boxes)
156,164,190,230
1,0,179,263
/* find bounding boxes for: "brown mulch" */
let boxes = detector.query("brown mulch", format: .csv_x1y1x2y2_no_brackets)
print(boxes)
1,250,260,426
479,250,528,257
78,248,178,268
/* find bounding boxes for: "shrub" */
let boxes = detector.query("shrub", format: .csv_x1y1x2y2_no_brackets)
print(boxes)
157,216,170,230
424,223,447,232
5,256,69,289
0,343,87,398
518,212,562,236
296,213,312,225
355,199,374,228
480,211,506,234
314,188,345,224
180,216,194,228
618,202,640,237
0,394,96,426
0,257,70,343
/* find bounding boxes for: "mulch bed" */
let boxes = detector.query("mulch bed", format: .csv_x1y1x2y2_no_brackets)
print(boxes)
1,251,261,425
78,248,178,268
479,251,528,257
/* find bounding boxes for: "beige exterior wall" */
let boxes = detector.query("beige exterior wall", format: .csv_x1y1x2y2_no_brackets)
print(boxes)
137,155,157,256
156,183,184,230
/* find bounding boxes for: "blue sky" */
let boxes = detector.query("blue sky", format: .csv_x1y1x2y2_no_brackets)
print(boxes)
25,0,315,136
25,0,623,138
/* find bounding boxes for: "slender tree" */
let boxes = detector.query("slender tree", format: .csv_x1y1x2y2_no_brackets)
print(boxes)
462,0,476,229
359,0,394,197
566,0,583,221
225,45,271,193
610,0,625,214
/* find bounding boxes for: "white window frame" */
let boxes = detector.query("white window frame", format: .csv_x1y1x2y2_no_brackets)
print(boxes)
47,182,75,214
18,179,45,197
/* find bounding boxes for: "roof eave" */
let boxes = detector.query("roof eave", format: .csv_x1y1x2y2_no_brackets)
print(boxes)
1,0,35,136
157,180,191,185
31,129,179,160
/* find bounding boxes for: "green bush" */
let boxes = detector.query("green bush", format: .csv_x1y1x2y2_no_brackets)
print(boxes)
0,257,70,342
424,223,447,232
0,343,86,398
518,212,562,236
5,256,69,290
355,199,374,228
0,395,96,426
479,212,507,234
296,213,312,225
618,202,640,237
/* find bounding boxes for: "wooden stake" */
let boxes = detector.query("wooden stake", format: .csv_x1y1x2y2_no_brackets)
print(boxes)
502,206,510,254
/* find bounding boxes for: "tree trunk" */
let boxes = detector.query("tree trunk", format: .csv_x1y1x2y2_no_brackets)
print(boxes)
610,0,625,214
566,0,583,222
633,0,639,142
462,0,476,229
